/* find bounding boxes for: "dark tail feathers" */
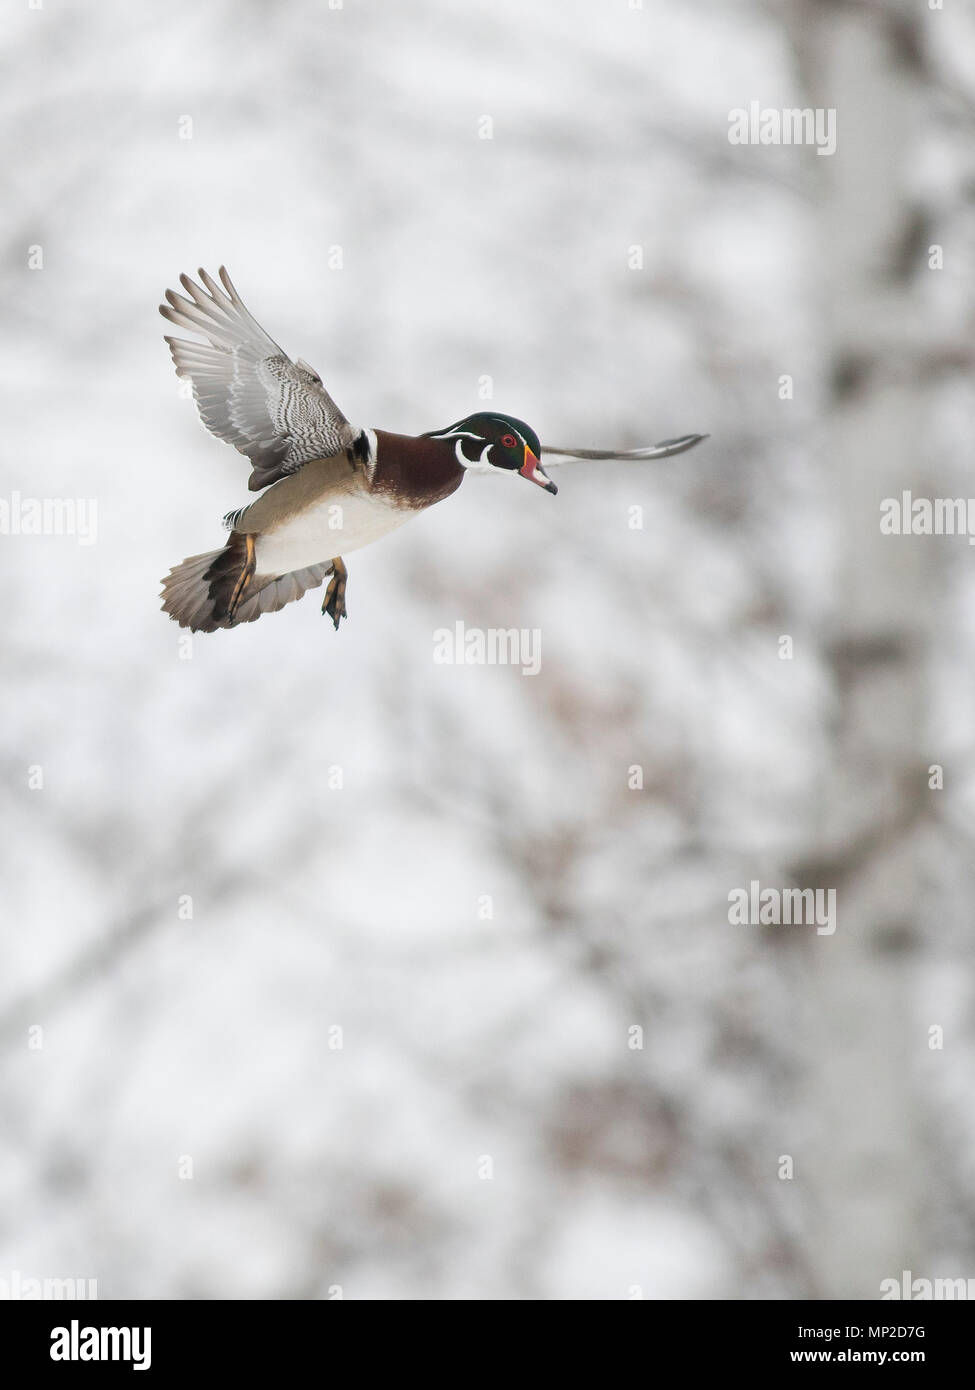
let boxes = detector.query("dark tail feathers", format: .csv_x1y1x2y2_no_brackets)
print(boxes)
160,534,333,632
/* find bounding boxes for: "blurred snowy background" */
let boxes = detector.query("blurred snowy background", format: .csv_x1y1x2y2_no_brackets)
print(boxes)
2,0,975,1300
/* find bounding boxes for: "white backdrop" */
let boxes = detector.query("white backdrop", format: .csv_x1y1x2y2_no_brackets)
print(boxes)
1,0,974,1300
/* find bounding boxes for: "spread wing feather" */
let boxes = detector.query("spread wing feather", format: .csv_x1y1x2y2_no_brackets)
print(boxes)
160,266,358,491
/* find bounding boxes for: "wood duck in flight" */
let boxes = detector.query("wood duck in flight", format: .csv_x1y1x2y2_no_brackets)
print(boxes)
159,267,706,632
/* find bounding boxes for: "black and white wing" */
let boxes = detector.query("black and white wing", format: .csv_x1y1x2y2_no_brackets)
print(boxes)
541,434,707,463
160,266,359,491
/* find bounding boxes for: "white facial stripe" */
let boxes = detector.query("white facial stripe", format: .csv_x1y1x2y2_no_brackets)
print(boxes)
452,438,495,468
429,423,529,470
427,428,481,442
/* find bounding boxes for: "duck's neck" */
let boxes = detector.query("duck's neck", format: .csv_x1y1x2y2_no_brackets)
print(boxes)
371,430,466,506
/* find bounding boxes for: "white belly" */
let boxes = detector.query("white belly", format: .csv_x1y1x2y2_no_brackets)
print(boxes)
255,492,415,576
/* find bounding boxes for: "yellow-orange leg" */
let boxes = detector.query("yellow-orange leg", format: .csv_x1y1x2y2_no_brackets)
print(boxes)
322,557,348,629
228,533,256,618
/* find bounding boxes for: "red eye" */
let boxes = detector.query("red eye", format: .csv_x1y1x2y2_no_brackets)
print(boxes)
501,434,517,448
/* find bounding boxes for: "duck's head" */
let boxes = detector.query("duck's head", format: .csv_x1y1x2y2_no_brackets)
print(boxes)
425,412,557,494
